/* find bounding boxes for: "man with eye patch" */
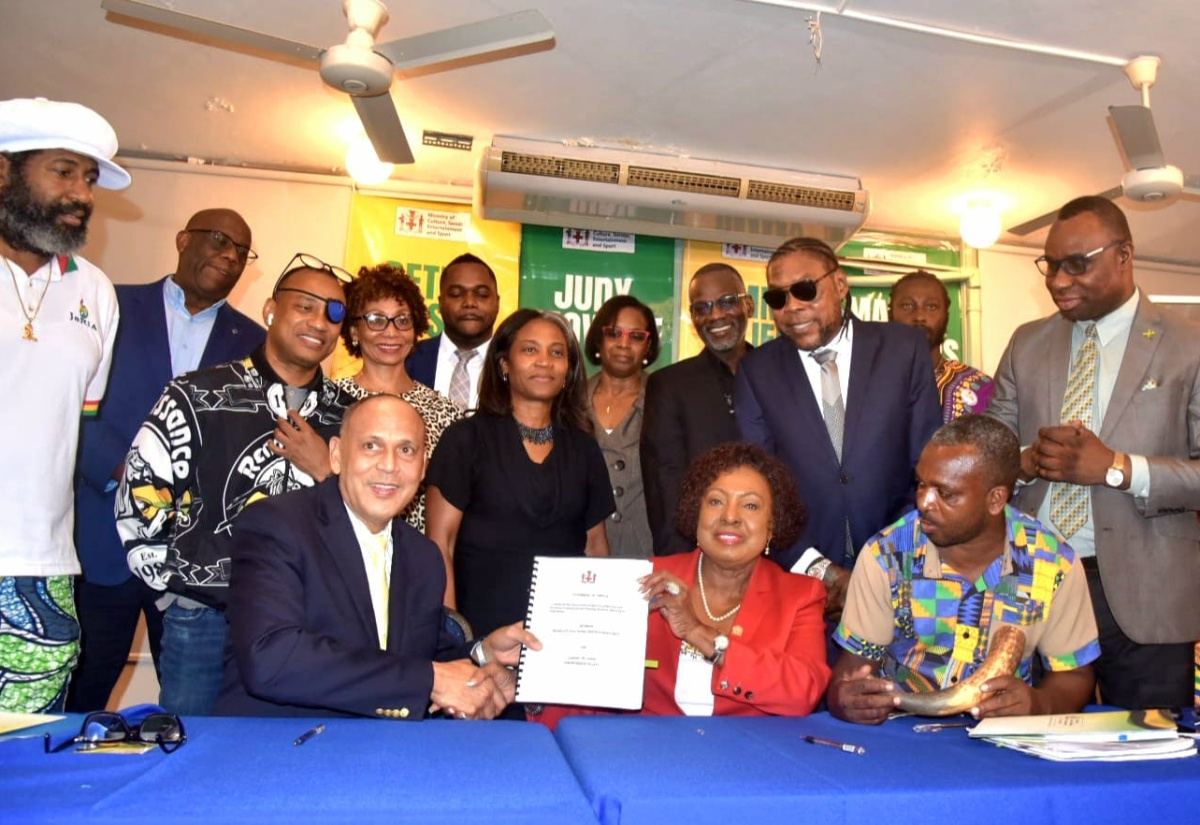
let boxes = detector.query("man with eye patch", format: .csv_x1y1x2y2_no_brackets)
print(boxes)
70,208,265,713
642,263,755,555
989,195,1200,711
115,254,357,716
735,237,941,627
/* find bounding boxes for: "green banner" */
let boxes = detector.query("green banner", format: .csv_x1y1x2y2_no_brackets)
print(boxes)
518,225,678,373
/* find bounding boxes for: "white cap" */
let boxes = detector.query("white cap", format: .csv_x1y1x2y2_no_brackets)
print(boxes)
0,97,131,190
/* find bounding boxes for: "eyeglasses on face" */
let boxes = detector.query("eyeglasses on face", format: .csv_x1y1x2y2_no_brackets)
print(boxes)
44,711,187,754
1033,240,1124,277
690,292,748,317
762,266,839,310
358,311,413,331
184,228,258,262
601,326,651,343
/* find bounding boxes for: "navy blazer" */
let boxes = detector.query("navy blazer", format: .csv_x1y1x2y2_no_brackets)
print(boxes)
735,319,941,570
407,334,441,388
217,478,467,718
74,277,265,584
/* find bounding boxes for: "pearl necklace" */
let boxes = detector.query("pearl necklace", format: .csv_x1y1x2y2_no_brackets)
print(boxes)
696,553,741,622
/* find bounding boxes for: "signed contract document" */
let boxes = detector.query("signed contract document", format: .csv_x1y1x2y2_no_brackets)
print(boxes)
516,556,653,709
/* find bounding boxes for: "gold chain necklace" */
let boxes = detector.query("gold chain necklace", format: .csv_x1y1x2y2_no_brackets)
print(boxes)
696,552,741,622
3,255,53,342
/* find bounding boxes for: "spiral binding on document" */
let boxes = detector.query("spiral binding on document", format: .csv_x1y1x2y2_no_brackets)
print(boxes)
514,556,544,698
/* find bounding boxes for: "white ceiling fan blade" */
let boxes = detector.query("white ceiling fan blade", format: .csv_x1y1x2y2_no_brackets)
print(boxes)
101,0,323,63
373,9,554,72
1007,186,1124,237
352,93,414,164
1182,174,1200,198
1109,105,1166,170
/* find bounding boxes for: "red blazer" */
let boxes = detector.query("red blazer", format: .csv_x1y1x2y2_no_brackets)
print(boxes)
533,550,830,728
642,550,830,717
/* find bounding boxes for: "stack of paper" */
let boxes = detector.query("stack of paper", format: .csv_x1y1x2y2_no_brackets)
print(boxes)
968,709,1196,762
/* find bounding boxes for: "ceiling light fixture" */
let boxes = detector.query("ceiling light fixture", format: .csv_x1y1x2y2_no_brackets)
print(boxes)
345,135,393,185
959,200,1002,249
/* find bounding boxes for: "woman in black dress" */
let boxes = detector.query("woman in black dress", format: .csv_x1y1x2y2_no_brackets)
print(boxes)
425,309,614,639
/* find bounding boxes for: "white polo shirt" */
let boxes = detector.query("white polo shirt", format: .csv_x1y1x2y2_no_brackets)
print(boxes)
0,253,118,576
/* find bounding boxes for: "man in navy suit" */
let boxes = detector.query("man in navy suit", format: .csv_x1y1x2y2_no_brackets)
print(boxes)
735,237,941,620
218,394,535,719
406,253,500,412
68,208,264,711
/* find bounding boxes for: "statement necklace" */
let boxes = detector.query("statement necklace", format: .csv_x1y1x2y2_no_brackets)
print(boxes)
4,255,52,342
515,418,555,445
696,553,741,622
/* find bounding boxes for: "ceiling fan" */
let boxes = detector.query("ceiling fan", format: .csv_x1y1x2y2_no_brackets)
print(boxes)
101,0,555,164
1008,55,1200,236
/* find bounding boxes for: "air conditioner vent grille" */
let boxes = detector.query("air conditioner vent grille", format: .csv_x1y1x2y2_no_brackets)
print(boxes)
747,180,858,211
627,166,742,197
500,151,619,184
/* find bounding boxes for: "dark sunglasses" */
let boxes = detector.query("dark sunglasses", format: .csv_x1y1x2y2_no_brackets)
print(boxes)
273,253,352,324
358,311,413,331
762,266,838,310
183,228,258,262
44,711,186,754
1033,240,1124,278
690,292,748,317
601,326,651,343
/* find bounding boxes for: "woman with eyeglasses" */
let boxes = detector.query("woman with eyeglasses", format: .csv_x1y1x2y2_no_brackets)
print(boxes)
582,296,661,558
425,309,614,640
334,264,462,531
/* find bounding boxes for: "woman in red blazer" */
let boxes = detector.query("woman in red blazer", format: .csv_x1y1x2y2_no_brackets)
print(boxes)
533,443,830,726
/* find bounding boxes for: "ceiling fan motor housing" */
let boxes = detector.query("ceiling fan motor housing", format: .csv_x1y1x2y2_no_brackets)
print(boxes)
1123,165,1184,202
320,44,393,96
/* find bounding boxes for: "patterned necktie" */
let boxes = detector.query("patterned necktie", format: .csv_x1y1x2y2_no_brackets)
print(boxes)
812,349,845,461
812,349,854,561
371,533,391,649
1050,323,1099,538
449,348,477,410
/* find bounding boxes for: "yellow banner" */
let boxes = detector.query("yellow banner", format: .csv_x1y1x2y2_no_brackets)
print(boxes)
333,194,521,378
677,242,777,360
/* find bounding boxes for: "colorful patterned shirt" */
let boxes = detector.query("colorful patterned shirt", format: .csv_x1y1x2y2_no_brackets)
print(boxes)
835,506,1099,692
935,359,994,423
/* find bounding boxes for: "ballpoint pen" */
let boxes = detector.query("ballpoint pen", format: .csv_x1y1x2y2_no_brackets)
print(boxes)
802,734,866,755
294,724,326,747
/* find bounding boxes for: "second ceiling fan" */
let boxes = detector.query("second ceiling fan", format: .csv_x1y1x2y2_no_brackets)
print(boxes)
101,0,555,164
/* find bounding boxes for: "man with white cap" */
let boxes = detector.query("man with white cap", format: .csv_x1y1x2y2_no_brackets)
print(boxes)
0,97,129,712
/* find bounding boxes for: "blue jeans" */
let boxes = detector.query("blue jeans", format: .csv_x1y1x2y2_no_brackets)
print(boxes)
158,602,227,716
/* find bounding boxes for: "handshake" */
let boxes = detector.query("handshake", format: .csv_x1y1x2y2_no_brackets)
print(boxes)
430,622,542,720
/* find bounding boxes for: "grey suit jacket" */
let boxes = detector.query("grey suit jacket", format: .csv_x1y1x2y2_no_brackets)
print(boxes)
989,293,1200,644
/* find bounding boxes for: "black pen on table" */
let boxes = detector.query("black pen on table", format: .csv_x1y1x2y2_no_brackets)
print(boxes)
294,724,326,747
803,734,866,756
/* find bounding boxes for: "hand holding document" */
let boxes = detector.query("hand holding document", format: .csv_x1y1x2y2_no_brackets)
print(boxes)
516,557,652,710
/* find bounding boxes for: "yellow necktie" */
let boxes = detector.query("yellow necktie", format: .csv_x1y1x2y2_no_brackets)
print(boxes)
1050,323,1098,538
374,532,390,649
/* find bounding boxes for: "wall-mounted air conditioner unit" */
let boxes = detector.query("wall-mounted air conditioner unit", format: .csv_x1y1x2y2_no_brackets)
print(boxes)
476,136,870,248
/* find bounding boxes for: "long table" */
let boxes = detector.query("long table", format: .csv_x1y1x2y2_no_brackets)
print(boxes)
553,713,1200,825
0,715,598,824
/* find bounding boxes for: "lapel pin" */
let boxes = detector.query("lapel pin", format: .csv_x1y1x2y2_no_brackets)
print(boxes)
1142,328,1157,339
1141,378,1159,391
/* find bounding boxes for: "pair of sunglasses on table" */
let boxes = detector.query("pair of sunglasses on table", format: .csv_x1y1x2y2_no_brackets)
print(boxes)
272,252,354,324
44,710,186,754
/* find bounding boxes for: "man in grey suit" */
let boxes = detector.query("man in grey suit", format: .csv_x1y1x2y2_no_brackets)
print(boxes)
989,195,1200,710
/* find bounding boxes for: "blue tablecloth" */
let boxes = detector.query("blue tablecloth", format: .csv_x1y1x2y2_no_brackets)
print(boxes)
554,713,1199,825
0,716,597,824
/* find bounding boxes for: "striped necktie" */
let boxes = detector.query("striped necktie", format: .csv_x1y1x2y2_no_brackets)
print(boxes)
449,348,476,410
1049,323,1099,538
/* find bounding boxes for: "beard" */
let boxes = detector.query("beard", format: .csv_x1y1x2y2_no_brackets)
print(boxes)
920,322,947,351
0,168,92,257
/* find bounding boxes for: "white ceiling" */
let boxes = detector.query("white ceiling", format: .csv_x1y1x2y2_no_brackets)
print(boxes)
5,0,1200,266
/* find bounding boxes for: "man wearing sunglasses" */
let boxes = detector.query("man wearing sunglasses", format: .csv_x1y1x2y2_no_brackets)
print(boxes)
735,238,941,625
70,208,265,714
989,196,1200,711
116,255,356,715
642,263,755,555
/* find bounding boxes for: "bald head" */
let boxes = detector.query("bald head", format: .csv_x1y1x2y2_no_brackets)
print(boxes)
173,208,254,313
